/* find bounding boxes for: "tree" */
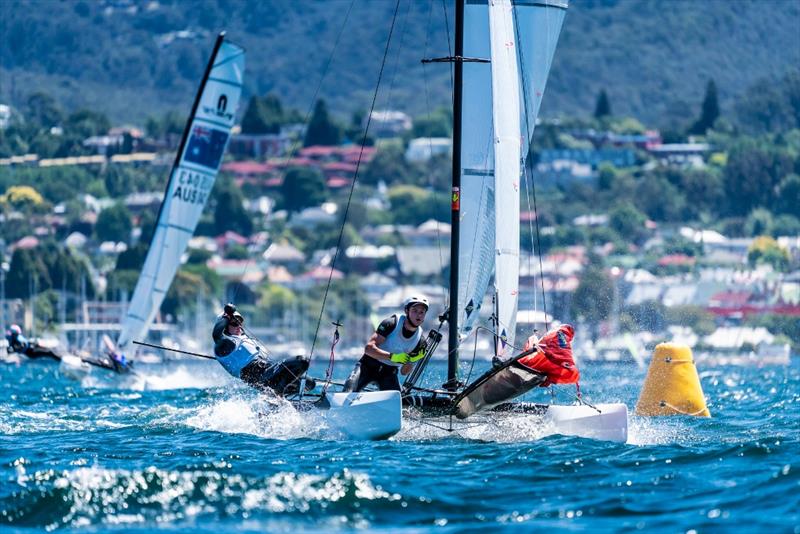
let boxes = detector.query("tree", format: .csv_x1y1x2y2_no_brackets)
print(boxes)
723,139,792,216
213,183,253,236
744,208,774,237
1,185,44,211
241,94,285,135
95,203,132,243
6,248,50,298
776,174,800,215
689,80,720,135
303,100,342,147
361,143,410,185
594,89,611,119
26,92,63,129
609,202,647,244
748,236,790,271
279,166,326,213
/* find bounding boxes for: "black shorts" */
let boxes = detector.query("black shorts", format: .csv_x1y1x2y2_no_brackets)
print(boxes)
354,355,400,392
241,356,309,395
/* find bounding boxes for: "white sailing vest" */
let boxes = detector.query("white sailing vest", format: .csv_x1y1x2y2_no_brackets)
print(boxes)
216,335,263,377
379,314,422,367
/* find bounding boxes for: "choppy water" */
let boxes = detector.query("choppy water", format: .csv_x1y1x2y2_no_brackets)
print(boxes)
1,357,798,532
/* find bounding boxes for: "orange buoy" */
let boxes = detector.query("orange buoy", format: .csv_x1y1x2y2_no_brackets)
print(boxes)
635,343,710,417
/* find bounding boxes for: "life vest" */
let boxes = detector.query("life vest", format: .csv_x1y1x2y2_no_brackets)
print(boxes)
216,335,263,378
378,314,422,367
517,324,579,386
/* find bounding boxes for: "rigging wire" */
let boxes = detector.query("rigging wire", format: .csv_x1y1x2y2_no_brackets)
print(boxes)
228,0,356,308
422,0,447,281
308,0,405,359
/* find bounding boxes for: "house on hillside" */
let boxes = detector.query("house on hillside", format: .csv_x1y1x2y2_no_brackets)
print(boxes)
263,242,305,273
406,137,451,162
366,110,412,138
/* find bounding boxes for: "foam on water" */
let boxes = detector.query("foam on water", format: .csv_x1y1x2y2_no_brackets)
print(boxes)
3,464,399,530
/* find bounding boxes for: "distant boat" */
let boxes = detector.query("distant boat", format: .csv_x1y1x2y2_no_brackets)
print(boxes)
60,32,246,383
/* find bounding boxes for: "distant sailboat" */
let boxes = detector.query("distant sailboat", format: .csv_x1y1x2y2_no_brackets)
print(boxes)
60,32,245,381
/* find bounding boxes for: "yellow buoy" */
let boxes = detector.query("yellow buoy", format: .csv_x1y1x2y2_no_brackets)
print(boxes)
635,343,710,417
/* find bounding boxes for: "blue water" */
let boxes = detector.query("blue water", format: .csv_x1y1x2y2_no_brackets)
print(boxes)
1,358,798,532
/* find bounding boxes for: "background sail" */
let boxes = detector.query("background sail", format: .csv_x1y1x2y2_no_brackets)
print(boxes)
489,0,521,355
116,38,245,352
458,1,495,340
514,0,567,160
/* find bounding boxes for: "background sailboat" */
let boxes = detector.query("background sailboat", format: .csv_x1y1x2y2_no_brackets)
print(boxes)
60,33,245,382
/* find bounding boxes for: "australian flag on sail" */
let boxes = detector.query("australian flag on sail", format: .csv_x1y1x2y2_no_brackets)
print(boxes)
184,125,228,170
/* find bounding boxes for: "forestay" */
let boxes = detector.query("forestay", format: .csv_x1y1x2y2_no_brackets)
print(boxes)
117,36,245,353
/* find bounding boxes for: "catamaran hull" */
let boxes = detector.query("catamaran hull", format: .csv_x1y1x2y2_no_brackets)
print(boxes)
545,403,628,443
311,391,402,440
404,397,628,443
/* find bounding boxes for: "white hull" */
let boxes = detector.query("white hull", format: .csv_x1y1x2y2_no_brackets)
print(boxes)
545,403,628,443
315,391,402,440
404,402,629,444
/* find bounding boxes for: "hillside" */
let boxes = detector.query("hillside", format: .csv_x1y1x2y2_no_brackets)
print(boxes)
0,0,798,126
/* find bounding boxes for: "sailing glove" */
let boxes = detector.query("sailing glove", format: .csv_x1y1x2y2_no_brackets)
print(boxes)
408,348,426,362
390,352,410,364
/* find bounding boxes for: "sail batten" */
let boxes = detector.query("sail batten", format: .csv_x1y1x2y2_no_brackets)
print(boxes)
116,35,245,353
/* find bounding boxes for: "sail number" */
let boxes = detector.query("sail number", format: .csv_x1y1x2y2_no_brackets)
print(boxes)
172,169,214,205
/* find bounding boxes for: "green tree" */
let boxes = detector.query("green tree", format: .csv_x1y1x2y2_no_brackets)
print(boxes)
241,94,285,135
6,248,50,298
747,236,790,271
303,100,342,147
689,79,720,135
279,166,326,213
65,109,111,138
609,202,647,244
213,183,253,236
361,143,410,185
776,173,800,215
26,92,63,129
387,185,448,224
723,139,792,215
744,208,774,237
594,89,611,119
411,107,452,138
95,203,133,243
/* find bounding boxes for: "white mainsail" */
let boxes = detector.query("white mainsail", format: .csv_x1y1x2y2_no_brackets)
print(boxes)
457,0,566,350
458,1,495,339
116,35,245,352
489,0,521,355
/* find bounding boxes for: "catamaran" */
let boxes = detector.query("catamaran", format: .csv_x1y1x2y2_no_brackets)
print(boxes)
60,33,246,385
395,0,628,443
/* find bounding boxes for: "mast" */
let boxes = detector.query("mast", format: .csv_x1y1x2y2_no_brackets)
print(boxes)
447,0,465,390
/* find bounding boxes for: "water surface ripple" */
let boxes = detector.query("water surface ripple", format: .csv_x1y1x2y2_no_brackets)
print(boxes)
1,360,798,532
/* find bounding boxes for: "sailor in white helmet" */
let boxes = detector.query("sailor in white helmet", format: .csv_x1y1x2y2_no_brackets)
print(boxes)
347,295,429,392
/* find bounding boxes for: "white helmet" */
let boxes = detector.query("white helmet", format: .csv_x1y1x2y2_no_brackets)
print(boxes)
403,294,429,311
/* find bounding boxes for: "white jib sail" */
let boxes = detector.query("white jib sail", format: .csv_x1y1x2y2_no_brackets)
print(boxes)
489,0,521,355
116,37,245,353
458,1,496,339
